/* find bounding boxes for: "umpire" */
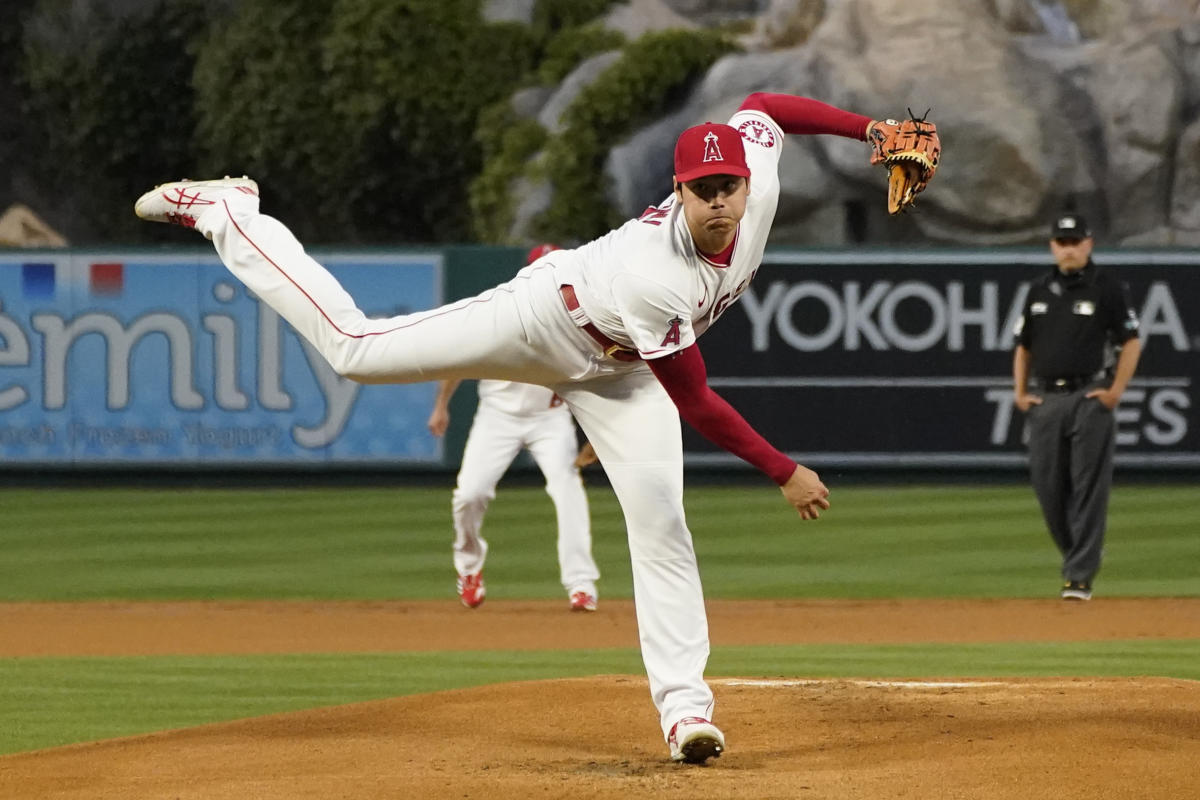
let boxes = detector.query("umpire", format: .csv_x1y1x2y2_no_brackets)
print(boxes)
1012,212,1142,601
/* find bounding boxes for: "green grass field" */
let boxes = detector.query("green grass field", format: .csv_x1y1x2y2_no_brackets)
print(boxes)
0,482,1197,754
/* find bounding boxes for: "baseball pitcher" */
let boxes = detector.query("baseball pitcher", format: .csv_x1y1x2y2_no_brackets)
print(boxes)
134,92,939,763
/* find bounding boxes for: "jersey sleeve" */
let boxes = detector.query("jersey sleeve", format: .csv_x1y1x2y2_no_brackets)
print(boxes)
727,108,784,200
611,271,695,359
1013,295,1033,348
1104,277,1140,344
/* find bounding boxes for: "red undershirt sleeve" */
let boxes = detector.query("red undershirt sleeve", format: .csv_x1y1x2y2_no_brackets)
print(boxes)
739,92,872,141
647,344,797,486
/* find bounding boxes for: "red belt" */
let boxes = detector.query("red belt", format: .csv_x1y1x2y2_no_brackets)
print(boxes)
559,285,642,362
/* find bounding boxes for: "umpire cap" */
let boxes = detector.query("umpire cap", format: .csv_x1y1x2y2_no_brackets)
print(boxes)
1050,213,1091,240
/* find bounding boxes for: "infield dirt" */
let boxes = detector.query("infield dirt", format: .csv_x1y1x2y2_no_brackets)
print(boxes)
2,598,1198,799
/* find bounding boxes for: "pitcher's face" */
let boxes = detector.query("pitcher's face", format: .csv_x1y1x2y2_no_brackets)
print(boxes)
675,175,749,239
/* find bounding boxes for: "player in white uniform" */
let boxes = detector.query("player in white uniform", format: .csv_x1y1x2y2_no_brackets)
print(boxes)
428,245,601,612
135,92,883,763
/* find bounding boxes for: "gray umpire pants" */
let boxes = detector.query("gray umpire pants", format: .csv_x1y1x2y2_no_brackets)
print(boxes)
1024,382,1116,584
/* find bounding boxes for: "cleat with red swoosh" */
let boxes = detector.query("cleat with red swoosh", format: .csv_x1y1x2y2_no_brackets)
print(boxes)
134,177,259,228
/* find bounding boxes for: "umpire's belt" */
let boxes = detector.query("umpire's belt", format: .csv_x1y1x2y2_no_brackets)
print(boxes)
558,284,642,362
1037,370,1108,393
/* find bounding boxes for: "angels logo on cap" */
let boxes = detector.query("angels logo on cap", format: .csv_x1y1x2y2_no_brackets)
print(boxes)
702,132,724,163
674,123,750,183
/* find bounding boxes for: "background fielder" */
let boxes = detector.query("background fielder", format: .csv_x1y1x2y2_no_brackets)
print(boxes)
428,244,600,612
134,91,914,763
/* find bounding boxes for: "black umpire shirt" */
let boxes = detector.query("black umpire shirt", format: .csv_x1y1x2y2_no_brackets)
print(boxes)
1014,260,1140,380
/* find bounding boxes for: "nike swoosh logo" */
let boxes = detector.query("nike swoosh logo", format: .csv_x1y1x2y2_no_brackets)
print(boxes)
698,289,708,308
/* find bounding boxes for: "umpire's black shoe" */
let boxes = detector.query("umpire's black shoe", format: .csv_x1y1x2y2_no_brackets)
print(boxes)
1061,580,1093,601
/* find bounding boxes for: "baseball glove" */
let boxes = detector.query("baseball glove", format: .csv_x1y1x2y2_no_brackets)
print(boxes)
868,110,941,215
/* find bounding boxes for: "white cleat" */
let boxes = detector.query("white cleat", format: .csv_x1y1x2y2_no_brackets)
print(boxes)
667,716,725,764
134,176,259,229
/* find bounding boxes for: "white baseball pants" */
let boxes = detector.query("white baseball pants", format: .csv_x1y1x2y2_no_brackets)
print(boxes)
453,403,599,596
197,198,714,739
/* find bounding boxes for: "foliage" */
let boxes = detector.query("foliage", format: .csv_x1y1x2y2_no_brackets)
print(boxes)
533,28,738,243
14,0,537,244
530,0,620,39
469,102,548,243
537,23,626,85
194,0,536,243
193,0,339,242
317,0,537,242
12,0,723,245
467,10,624,244
0,0,38,209
19,0,215,243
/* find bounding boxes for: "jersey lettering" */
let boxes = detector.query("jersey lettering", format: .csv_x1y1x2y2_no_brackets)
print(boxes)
639,205,670,227
660,316,683,347
712,270,758,321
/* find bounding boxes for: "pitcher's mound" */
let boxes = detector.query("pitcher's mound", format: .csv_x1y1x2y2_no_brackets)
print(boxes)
5,675,1198,800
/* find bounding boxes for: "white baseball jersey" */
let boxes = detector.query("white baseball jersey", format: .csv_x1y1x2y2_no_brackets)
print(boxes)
476,379,562,416
451,381,598,597
553,109,784,357
187,104,793,746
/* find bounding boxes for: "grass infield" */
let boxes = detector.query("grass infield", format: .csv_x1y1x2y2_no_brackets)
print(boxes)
0,483,1196,754
0,483,1196,601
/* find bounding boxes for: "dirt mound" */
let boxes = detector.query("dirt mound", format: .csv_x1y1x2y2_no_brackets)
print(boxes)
3,599,1198,798
4,676,1198,799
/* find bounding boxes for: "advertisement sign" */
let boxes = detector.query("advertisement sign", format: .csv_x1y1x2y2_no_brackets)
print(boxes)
0,251,441,465
694,250,1197,469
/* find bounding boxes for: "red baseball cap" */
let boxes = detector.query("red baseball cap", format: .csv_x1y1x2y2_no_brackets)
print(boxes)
673,122,750,183
525,243,561,265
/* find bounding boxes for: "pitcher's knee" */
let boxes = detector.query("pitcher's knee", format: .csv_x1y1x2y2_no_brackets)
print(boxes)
323,339,377,382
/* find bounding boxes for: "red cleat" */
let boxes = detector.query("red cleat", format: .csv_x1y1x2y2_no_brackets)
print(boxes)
569,591,597,612
456,572,485,608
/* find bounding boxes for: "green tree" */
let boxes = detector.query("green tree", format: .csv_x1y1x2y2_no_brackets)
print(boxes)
193,0,339,242
318,0,536,242
530,0,620,39
20,0,216,243
0,0,39,212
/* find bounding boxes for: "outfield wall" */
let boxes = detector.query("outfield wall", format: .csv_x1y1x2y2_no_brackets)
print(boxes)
1,247,1195,471
695,249,1198,470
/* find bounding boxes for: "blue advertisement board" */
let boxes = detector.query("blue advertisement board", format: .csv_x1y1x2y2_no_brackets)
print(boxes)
0,250,442,465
